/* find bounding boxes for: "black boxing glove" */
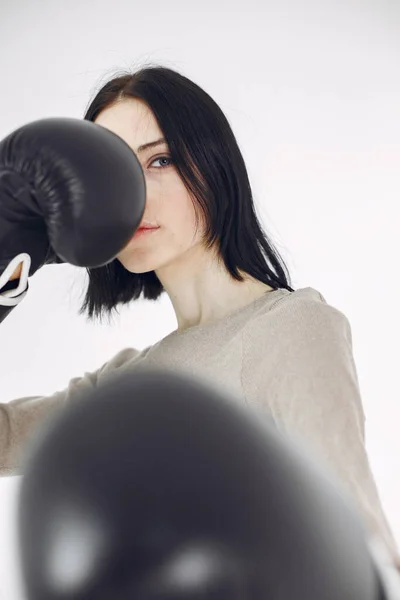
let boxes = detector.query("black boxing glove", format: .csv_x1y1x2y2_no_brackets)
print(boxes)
0,117,146,323
18,369,398,600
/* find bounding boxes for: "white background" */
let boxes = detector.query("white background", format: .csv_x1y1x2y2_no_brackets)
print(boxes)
0,0,399,597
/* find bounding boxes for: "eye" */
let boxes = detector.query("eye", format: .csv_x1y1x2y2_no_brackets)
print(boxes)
149,155,172,169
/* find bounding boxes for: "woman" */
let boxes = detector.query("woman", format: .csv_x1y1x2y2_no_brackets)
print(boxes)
1,64,399,571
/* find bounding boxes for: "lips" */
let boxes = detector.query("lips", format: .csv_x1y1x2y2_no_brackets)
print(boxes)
131,226,160,241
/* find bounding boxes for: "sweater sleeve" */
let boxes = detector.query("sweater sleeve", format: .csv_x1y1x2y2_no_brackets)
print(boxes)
0,347,141,478
241,293,400,568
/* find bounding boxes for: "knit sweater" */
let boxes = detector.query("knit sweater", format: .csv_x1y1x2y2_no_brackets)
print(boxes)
1,282,399,568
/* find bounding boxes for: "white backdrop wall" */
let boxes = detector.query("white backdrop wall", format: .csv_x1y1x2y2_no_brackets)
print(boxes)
0,0,399,598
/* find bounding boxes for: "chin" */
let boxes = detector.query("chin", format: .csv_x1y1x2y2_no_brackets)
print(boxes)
117,242,175,274
119,262,155,274
116,254,158,274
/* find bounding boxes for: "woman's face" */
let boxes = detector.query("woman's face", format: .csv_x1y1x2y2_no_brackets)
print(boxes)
94,98,206,275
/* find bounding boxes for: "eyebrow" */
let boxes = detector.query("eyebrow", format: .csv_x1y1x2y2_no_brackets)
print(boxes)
137,138,167,153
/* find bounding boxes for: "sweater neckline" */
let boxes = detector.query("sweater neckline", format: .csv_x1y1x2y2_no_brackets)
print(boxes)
165,287,288,339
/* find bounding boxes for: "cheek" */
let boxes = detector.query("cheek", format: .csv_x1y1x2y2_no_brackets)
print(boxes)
150,173,203,239
165,204,201,252
164,183,198,227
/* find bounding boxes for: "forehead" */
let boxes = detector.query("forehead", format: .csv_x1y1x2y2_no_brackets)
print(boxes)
95,99,164,151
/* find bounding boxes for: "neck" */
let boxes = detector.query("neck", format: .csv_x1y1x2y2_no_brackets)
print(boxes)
157,252,273,332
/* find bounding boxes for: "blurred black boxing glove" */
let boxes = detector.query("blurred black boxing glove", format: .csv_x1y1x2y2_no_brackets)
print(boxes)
17,368,400,600
0,117,146,323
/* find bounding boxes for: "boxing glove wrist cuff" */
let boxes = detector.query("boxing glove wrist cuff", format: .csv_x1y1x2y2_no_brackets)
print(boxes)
0,253,30,305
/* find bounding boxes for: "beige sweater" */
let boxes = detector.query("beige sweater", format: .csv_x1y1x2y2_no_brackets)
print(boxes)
1,285,399,567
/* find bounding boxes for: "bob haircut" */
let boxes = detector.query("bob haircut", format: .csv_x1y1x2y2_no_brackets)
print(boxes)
79,64,295,323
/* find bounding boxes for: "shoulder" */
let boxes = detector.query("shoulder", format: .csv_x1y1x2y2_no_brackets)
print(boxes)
243,286,353,348
240,286,363,430
241,287,356,381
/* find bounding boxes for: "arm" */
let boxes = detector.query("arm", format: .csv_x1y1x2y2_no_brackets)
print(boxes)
0,370,101,477
0,347,142,477
241,293,400,570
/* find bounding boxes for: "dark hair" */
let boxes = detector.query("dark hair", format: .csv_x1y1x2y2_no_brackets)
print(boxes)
79,63,295,324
